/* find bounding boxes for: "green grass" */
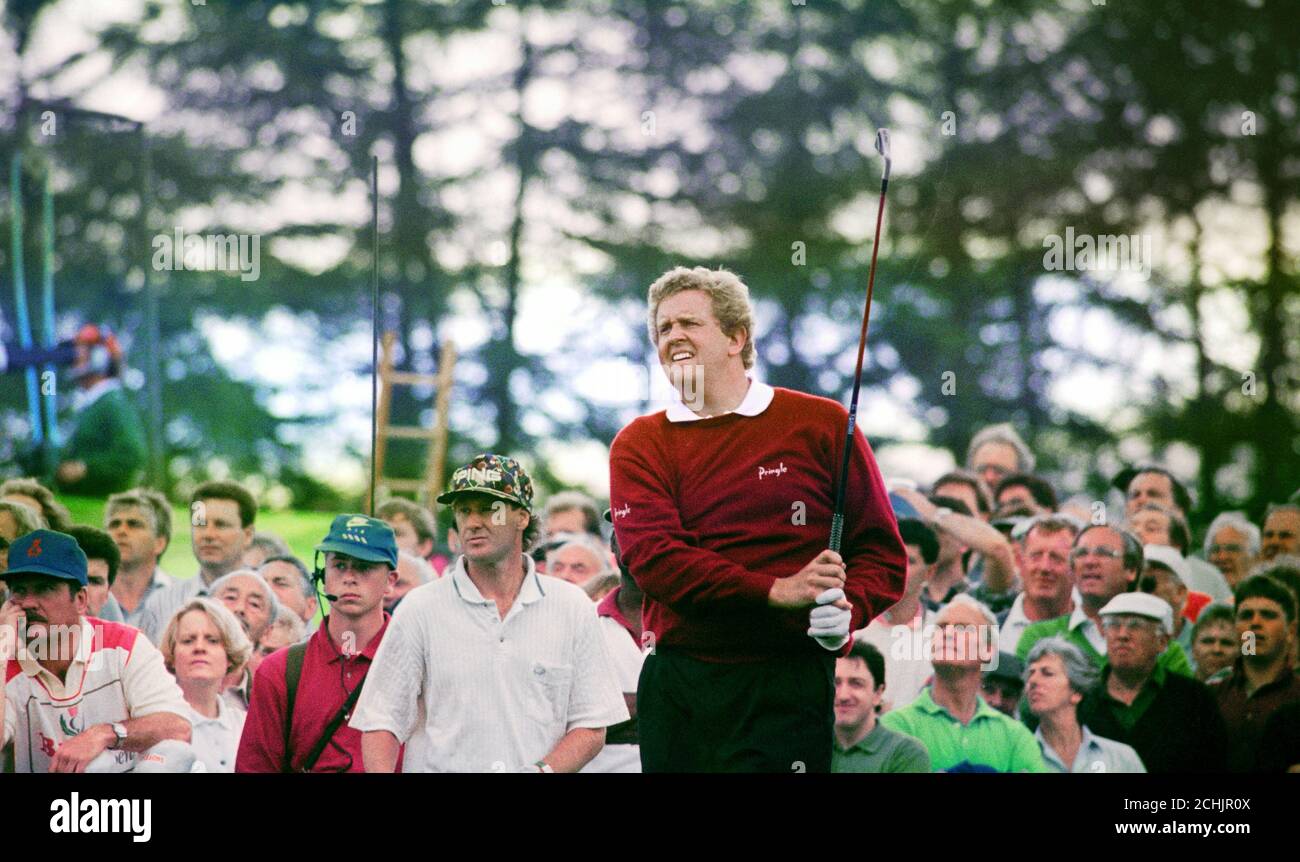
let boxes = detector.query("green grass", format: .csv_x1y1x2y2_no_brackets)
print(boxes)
61,496,337,580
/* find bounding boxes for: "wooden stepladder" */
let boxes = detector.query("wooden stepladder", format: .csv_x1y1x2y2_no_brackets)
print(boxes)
372,332,457,505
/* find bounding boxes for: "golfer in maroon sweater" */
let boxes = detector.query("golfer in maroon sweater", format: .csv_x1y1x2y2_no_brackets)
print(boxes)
610,266,907,773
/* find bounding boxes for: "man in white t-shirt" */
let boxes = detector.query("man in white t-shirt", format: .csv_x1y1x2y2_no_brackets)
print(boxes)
0,530,193,773
352,455,628,772
855,515,939,713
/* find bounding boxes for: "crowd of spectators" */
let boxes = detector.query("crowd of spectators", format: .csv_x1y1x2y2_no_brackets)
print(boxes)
1,420,1298,773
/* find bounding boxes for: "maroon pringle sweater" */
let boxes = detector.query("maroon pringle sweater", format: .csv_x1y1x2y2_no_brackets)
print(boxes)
609,386,906,663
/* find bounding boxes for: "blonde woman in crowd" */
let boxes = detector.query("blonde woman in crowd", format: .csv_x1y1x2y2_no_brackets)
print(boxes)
160,597,253,773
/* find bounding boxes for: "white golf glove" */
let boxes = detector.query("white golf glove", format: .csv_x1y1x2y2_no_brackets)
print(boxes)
808,587,851,651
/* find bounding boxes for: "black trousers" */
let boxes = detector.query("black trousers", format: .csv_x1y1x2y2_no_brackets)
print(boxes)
637,648,835,773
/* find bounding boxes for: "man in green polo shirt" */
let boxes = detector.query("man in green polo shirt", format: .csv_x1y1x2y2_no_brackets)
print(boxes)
882,595,1048,772
832,640,930,773
1016,524,1192,677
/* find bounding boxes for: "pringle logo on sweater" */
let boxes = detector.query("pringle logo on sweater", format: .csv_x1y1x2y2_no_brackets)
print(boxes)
758,462,788,480
612,503,631,520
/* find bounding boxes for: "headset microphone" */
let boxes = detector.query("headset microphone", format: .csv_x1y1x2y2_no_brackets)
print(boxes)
311,551,339,603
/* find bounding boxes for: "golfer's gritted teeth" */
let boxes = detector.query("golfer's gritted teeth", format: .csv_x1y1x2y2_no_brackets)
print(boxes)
666,341,695,363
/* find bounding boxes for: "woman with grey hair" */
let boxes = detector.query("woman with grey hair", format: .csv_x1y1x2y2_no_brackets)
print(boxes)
1024,637,1146,773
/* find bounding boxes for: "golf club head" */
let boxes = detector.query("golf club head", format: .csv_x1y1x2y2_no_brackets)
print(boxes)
875,128,892,181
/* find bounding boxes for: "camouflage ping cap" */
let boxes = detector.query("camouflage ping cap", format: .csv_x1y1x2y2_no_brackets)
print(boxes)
436,453,534,512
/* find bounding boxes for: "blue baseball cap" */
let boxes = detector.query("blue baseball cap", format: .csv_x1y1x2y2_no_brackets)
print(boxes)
889,492,922,522
1,530,89,587
315,514,399,569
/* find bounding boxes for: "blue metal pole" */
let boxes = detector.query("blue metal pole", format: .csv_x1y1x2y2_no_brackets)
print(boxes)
10,152,43,446
41,169,59,451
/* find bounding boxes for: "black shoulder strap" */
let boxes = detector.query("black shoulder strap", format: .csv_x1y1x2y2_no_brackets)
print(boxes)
298,677,367,773
282,642,308,773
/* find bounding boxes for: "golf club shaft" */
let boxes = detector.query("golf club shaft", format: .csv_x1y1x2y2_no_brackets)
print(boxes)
369,155,379,516
829,168,890,553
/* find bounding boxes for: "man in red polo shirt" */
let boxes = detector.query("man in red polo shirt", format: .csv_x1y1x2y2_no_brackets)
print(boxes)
236,514,399,772
609,266,906,773
1208,573,1300,772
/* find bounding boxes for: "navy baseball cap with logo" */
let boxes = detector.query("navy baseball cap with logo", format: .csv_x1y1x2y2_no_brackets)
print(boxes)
315,514,399,569
1,530,89,587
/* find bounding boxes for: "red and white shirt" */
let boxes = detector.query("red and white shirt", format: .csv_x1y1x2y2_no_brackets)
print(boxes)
3,617,189,773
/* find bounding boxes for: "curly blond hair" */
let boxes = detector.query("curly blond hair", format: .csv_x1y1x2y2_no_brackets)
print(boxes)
646,266,756,369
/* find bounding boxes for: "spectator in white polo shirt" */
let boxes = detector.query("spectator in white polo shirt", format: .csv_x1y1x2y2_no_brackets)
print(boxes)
352,454,628,773
160,597,252,772
854,504,939,713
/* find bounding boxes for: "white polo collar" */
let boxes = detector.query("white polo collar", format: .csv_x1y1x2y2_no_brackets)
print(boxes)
17,617,97,687
1068,603,1094,633
188,695,237,729
665,378,775,423
450,553,546,607
1008,588,1083,623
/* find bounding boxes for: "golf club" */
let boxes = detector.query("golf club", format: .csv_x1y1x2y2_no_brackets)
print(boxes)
829,128,892,553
